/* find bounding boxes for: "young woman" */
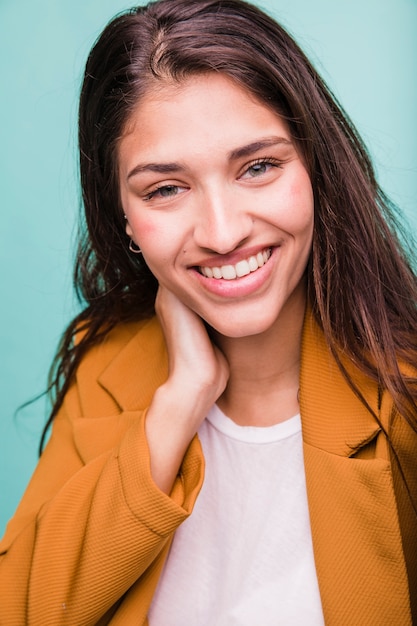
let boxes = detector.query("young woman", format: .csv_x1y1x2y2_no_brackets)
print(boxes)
1,0,416,624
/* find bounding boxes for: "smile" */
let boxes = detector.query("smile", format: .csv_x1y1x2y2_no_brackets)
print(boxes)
199,248,272,280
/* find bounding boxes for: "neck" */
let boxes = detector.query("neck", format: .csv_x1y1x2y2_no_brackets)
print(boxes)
212,291,306,427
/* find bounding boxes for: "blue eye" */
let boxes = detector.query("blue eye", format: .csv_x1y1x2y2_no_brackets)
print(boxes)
145,184,186,201
158,185,179,197
246,162,271,177
241,158,281,180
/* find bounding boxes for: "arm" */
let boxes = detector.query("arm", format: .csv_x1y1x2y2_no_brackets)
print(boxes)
145,286,229,493
0,397,203,624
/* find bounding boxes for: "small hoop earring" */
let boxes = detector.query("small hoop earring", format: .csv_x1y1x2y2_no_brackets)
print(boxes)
129,239,142,254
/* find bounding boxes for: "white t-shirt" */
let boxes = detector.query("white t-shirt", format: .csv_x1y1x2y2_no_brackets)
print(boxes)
149,405,324,625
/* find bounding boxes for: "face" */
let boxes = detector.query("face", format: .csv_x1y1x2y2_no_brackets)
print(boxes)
119,74,314,338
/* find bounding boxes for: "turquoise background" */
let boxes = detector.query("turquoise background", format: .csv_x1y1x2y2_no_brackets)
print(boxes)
1,0,416,536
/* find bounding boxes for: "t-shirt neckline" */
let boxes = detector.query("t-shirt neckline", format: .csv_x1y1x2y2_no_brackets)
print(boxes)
205,404,301,444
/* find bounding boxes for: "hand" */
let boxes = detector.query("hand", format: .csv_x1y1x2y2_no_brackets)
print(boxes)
144,286,229,493
155,285,229,408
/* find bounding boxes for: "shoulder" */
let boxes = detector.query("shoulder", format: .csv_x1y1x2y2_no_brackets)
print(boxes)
76,316,163,374
71,316,168,417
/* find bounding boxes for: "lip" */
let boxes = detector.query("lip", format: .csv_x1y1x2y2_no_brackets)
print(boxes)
191,246,278,298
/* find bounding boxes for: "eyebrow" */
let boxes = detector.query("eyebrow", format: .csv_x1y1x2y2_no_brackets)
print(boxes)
229,136,292,160
126,136,292,180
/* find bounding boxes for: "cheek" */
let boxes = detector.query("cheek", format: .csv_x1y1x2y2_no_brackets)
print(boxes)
129,215,181,276
129,215,164,251
285,175,314,231
264,180,313,234
133,221,159,243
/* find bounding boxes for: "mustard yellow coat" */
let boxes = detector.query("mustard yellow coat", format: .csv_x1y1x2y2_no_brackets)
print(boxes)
1,311,416,625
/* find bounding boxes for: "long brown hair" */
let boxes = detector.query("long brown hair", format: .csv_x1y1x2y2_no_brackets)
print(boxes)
40,0,417,451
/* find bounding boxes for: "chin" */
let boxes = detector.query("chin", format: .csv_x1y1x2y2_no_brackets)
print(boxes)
204,310,281,340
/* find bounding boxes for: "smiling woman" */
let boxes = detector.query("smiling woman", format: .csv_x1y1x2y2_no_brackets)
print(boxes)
0,0,416,624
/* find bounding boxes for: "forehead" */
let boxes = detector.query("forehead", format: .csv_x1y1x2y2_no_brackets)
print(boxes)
119,73,291,161
126,72,273,120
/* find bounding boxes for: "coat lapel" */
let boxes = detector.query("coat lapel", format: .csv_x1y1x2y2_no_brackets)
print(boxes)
98,317,169,411
300,312,411,625
72,318,169,463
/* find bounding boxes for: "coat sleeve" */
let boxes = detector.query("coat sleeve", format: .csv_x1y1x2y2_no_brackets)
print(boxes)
0,376,204,625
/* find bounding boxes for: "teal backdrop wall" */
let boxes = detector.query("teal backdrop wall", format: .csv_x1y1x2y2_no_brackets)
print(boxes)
1,0,416,535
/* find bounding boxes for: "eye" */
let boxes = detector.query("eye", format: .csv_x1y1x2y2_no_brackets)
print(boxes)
144,184,188,201
240,158,281,180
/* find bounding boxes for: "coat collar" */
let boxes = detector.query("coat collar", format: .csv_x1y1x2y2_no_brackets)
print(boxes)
299,311,381,456
98,310,382,457
98,317,168,412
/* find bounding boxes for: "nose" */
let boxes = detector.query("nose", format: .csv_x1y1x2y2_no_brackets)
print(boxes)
193,188,253,254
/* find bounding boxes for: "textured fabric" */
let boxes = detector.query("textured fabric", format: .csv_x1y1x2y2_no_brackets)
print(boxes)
0,312,415,625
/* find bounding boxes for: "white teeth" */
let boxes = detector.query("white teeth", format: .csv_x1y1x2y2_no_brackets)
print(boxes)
256,252,265,267
221,265,236,280
235,260,251,278
200,248,271,280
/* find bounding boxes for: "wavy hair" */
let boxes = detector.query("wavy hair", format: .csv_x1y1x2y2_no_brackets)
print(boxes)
40,0,417,451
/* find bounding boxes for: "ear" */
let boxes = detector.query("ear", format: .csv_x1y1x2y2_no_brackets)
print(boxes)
124,216,134,238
